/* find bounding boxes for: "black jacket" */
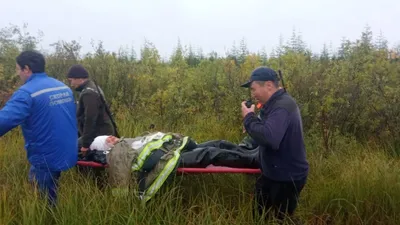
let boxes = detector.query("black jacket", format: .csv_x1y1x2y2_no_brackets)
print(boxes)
243,89,309,181
76,80,115,148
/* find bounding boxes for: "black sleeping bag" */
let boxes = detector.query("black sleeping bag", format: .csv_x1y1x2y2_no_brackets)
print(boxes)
179,140,259,168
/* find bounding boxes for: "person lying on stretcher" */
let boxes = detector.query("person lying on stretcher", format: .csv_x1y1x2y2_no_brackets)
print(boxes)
80,132,259,169
78,131,259,201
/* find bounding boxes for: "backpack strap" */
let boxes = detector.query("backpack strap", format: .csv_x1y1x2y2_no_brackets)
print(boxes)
137,149,165,198
141,136,190,202
79,87,99,98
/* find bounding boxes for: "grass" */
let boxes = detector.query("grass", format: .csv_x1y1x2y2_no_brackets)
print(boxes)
1,118,400,225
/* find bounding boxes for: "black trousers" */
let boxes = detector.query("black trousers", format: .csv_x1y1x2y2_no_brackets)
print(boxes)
254,175,307,221
179,140,259,168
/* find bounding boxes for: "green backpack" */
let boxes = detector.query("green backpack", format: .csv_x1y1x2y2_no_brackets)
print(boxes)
108,133,193,203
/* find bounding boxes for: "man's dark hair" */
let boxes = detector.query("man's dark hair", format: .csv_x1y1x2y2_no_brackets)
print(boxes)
16,50,46,73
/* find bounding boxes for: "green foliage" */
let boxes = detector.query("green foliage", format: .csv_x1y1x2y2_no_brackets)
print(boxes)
0,23,400,224
0,24,399,152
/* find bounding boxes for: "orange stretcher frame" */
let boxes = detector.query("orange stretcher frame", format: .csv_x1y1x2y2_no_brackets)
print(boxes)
76,161,261,174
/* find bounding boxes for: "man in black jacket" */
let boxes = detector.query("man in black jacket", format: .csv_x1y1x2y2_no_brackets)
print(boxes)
241,67,309,221
67,64,116,153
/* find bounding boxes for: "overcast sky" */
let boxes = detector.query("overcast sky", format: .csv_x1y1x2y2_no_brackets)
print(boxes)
1,0,399,59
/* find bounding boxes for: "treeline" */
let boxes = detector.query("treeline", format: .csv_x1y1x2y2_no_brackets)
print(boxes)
0,24,399,153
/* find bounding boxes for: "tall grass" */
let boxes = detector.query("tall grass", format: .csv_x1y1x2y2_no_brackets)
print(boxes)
1,118,399,225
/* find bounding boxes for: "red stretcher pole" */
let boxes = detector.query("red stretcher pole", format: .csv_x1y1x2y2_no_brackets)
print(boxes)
176,167,260,174
76,161,261,174
76,161,108,168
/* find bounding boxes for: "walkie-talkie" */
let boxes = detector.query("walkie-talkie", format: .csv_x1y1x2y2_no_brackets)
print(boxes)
245,89,253,108
245,100,252,108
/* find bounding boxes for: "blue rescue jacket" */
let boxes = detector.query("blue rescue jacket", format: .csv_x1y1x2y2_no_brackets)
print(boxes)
0,73,78,171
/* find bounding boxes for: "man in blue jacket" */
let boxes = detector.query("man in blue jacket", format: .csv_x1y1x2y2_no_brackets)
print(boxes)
241,67,309,221
0,50,78,206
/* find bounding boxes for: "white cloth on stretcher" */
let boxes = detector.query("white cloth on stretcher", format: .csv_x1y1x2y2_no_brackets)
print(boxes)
89,132,166,151
89,135,113,151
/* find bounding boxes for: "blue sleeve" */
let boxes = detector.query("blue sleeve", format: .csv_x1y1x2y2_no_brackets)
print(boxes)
0,90,32,136
243,107,289,150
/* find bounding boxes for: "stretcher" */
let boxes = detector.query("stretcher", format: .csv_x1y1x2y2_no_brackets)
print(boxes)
76,161,261,174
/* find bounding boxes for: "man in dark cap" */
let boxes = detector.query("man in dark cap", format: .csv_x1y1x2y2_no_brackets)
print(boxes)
240,66,309,221
67,64,116,153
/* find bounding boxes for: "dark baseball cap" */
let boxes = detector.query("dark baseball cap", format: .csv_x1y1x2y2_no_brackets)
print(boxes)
240,66,278,88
